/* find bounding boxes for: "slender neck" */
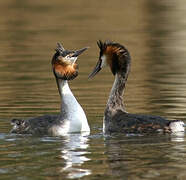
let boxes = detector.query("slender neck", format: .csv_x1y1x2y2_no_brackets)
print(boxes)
106,73,126,111
106,62,130,112
56,78,78,118
56,78,71,98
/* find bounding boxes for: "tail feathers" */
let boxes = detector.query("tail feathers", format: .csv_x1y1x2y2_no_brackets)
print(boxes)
169,120,185,133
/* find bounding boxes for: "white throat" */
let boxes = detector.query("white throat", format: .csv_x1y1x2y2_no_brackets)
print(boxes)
64,56,78,64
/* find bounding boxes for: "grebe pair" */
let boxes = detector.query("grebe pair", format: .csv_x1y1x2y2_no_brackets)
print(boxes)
89,40,185,134
11,41,185,136
11,43,90,136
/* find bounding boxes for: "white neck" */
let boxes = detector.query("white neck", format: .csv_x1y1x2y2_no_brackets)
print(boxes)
58,80,79,116
56,79,90,134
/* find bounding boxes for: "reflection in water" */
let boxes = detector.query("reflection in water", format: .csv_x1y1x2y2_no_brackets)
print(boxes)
104,134,186,179
60,133,91,179
1,0,186,179
0,133,91,179
171,132,185,142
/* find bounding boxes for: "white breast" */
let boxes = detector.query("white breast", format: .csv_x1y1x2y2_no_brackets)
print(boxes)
52,80,90,136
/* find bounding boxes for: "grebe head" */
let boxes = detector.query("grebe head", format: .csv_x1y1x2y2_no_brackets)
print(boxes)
52,42,88,80
89,40,131,78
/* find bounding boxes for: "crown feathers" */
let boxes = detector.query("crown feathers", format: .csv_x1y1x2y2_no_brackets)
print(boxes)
55,42,65,53
97,40,131,75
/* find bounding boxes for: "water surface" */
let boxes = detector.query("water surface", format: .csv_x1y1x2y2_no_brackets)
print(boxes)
0,0,186,179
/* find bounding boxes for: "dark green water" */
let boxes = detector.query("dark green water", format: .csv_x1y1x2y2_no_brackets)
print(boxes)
0,0,186,179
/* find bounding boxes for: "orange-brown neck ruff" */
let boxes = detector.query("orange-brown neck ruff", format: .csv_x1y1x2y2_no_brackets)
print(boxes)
53,62,78,80
103,45,124,75
104,45,120,63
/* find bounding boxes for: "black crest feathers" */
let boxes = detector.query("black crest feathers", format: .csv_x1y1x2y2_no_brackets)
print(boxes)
55,42,65,53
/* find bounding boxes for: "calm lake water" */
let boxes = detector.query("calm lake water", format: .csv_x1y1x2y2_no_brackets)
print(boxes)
0,0,186,179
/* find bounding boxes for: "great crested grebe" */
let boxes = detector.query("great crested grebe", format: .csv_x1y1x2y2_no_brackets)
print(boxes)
11,42,90,136
89,40,185,134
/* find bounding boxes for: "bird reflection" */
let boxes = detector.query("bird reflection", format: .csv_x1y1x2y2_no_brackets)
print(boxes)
104,133,186,179
170,132,185,142
60,132,91,179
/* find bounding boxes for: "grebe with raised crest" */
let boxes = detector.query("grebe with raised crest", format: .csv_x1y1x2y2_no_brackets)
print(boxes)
11,42,90,136
89,40,185,134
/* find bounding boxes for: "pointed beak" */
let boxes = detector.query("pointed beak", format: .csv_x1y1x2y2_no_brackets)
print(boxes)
88,59,102,79
72,47,89,57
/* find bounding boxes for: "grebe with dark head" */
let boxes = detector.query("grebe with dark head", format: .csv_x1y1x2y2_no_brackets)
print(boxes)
89,40,185,134
11,42,90,136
